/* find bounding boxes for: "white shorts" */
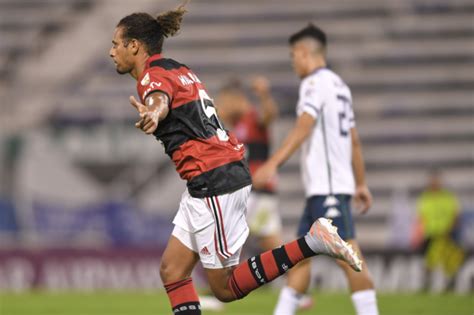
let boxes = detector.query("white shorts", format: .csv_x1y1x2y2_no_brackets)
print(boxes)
246,192,282,237
172,185,251,269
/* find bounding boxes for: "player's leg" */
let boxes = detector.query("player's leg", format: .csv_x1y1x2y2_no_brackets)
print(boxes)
336,240,373,291
201,187,361,303
249,193,314,312
273,197,315,315
161,188,220,315
336,239,378,315
332,195,379,315
246,192,284,251
198,191,283,311
273,259,312,315
206,217,362,302
160,232,201,314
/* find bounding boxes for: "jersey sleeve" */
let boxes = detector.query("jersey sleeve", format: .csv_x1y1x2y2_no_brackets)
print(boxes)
137,69,175,104
296,77,324,119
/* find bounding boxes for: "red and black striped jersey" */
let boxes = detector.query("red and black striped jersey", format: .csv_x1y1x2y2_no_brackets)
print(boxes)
234,108,276,193
136,54,251,198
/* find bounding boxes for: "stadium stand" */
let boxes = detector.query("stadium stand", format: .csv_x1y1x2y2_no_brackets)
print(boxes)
0,0,473,248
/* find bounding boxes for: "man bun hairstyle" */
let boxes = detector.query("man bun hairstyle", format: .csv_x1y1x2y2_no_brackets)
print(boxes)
156,3,187,38
117,2,188,55
289,23,327,47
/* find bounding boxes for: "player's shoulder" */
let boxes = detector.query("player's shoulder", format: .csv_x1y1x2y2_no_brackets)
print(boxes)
150,57,189,71
300,68,329,92
144,58,190,80
138,65,167,87
323,68,350,90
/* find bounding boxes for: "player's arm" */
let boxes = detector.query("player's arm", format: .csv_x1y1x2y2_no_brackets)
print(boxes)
351,127,373,213
269,112,314,167
129,92,170,134
253,113,315,188
252,76,279,127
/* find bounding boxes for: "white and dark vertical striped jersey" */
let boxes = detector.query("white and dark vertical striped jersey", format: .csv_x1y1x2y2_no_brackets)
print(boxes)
296,67,355,197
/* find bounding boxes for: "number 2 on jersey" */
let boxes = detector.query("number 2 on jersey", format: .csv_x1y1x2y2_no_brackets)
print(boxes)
198,89,229,141
337,94,351,137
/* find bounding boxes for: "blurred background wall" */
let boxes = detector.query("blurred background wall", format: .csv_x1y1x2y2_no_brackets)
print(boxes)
0,0,473,292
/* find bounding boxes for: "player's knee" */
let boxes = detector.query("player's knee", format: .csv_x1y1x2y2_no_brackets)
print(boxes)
208,282,235,303
159,262,171,283
160,260,183,283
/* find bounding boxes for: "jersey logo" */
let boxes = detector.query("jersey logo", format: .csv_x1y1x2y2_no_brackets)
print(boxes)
141,81,162,100
141,73,150,86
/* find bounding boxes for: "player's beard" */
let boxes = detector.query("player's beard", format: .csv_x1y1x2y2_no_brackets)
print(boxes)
116,65,130,75
115,62,132,75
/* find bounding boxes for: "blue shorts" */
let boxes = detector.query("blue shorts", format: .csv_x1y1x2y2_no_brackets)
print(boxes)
297,194,355,240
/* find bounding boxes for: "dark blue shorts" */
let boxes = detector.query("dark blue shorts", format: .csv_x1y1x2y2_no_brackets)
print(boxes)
297,194,355,240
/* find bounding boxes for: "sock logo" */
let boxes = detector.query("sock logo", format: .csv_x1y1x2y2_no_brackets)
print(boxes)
281,263,289,272
173,303,201,313
250,257,266,284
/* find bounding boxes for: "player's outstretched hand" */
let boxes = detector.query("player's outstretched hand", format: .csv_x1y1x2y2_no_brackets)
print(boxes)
252,75,270,96
354,184,372,214
252,161,277,190
129,95,159,135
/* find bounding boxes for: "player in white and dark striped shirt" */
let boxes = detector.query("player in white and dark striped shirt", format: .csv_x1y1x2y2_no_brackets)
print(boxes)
253,24,379,315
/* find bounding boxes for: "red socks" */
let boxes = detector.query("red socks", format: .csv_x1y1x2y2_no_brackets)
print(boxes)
228,238,314,299
164,278,201,314
163,238,315,310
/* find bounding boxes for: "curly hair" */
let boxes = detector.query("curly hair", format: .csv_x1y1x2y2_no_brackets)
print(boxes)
117,2,187,55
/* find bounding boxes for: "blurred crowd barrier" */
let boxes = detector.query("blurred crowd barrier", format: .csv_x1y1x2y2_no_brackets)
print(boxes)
0,249,473,293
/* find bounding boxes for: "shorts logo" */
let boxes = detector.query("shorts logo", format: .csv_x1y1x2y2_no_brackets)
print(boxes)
323,195,339,207
200,246,211,256
325,207,341,218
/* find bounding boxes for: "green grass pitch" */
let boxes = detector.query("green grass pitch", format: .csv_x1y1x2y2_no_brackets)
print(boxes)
1,290,473,315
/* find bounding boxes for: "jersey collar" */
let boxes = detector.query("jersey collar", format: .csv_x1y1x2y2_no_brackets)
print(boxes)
304,66,327,79
145,54,164,69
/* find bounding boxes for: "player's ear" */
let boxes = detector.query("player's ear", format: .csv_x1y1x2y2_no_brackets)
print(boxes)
129,39,139,55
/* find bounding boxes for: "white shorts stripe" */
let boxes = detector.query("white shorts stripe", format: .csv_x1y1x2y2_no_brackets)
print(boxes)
214,196,232,257
207,197,230,259
211,197,231,258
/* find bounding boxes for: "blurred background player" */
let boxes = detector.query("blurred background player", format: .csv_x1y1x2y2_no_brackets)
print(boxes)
216,76,281,251
110,5,362,315
413,169,465,290
253,24,379,315
208,76,313,311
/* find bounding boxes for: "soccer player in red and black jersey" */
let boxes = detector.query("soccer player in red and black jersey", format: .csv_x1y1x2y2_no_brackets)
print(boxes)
110,4,362,314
